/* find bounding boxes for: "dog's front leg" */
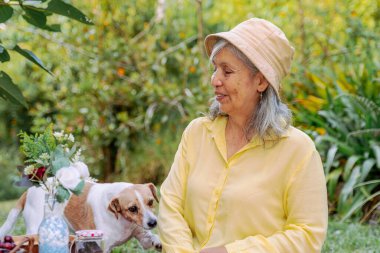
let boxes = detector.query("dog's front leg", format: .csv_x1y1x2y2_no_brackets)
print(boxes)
133,227,162,251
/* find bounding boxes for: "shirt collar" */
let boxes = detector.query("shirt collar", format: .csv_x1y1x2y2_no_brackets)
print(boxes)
204,116,290,160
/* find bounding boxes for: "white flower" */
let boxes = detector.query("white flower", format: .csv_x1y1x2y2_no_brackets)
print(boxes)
72,148,82,163
40,153,50,160
56,166,81,190
72,161,90,179
67,134,75,142
87,177,98,183
35,152,50,166
24,165,35,175
53,131,64,139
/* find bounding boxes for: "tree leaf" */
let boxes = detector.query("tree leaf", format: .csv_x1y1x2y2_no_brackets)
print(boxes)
23,7,47,27
0,5,14,23
0,71,28,108
12,45,53,75
0,45,10,62
56,184,70,203
47,24,61,32
71,180,84,195
23,0,49,7
45,0,93,25
22,7,61,32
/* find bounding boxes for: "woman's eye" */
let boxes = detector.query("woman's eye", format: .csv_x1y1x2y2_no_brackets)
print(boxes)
128,206,138,213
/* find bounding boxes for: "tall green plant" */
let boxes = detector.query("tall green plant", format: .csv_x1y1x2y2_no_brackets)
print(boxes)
314,93,380,221
289,10,380,221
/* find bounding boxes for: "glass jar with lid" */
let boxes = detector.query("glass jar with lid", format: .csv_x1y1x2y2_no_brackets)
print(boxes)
74,230,104,253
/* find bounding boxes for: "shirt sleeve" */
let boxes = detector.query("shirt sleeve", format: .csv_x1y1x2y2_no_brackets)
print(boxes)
158,128,198,253
224,150,328,253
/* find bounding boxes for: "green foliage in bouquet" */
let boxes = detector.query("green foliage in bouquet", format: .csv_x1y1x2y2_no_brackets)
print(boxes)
18,125,85,203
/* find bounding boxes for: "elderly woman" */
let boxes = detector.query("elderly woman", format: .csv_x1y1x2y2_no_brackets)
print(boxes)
158,18,328,253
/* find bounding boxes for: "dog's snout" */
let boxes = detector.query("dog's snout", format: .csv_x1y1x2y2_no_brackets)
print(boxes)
147,219,157,228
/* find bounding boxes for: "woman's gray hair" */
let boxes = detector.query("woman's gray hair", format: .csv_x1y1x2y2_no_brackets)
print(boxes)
208,39,292,143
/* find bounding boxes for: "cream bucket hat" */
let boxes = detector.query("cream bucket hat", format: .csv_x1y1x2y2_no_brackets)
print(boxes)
204,18,294,97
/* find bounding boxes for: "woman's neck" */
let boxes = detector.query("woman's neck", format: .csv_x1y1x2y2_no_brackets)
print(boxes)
225,115,253,159
227,115,246,129
226,115,253,142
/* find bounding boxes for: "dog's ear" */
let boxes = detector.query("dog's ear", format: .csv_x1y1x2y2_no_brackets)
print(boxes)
146,183,159,203
108,198,121,219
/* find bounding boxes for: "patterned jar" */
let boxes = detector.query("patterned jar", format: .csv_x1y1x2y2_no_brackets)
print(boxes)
74,230,104,253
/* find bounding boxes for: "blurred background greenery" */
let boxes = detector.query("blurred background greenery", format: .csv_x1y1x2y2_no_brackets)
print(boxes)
0,0,379,226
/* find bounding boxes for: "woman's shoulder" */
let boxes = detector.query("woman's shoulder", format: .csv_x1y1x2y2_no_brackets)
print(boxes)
284,126,316,150
188,116,212,125
184,116,213,133
179,116,213,142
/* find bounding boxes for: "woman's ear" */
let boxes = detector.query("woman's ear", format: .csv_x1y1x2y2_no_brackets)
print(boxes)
256,72,270,93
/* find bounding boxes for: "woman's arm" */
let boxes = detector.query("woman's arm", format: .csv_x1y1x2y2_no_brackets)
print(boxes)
158,130,197,253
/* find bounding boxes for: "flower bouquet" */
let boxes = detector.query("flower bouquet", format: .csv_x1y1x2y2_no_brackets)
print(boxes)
17,125,92,253
18,125,89,207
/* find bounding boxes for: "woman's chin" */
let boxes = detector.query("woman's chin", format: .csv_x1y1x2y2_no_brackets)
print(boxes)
218,105,231,115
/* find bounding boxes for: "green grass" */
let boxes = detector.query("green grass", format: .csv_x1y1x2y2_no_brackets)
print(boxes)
1,200,379,252
322,220,380,253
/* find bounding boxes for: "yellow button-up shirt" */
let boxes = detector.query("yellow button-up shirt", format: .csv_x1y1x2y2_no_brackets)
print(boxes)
158,116,328,253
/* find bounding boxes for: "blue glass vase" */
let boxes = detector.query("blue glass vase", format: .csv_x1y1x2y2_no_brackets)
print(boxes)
38,194,69,253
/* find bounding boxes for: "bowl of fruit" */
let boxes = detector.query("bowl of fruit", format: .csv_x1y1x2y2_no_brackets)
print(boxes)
0,235,16,252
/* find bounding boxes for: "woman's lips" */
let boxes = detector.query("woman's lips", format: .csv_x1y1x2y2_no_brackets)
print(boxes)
215,94,227,102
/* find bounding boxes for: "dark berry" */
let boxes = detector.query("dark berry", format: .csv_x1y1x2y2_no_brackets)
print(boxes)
4,242,13,250
3,235,13,243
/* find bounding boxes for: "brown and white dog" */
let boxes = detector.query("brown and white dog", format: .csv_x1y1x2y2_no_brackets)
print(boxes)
0,182,162,252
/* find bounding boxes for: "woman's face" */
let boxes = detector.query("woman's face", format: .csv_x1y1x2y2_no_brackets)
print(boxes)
211,48,261,119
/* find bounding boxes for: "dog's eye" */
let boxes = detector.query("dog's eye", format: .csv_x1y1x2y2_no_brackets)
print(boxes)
128,206,138,213
147,199,154,207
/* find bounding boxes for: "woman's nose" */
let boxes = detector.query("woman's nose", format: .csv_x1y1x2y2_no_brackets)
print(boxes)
211,72,223,87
